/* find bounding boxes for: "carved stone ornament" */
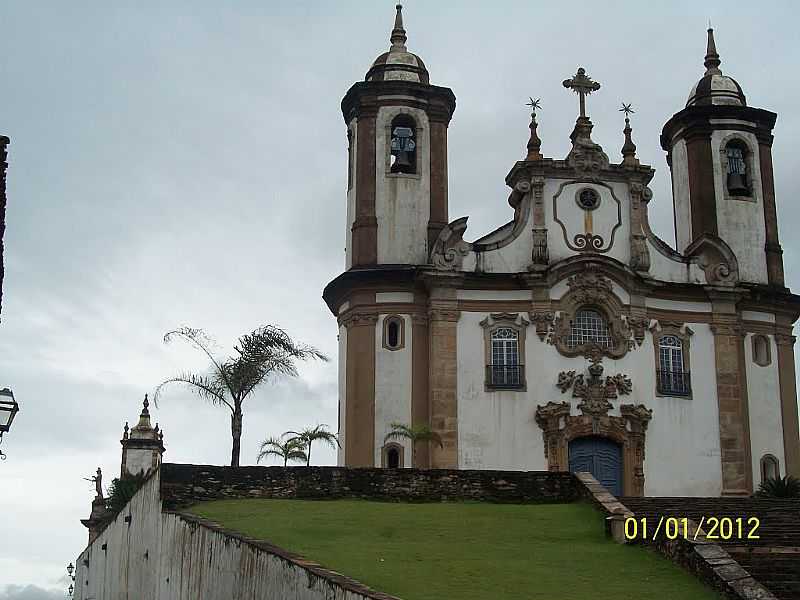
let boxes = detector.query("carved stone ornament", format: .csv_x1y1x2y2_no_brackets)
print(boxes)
531,228,549,265
431,216,471,271
530,311,555,341
535,392,652,496
627,317,649,346
548,266,636,359
556,360,632,418
684,235,739,286
552,182,622,254
339,311,379,328
630,234,651,272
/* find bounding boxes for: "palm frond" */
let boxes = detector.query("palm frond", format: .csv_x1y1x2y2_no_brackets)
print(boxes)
153,373,232,411
162,326,237,398
384,422,443,448
756,475,800,498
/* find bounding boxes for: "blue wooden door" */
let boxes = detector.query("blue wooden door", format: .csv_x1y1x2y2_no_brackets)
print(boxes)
569,437,623,496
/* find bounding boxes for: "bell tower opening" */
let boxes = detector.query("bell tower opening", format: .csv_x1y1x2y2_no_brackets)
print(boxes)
390,114,417,174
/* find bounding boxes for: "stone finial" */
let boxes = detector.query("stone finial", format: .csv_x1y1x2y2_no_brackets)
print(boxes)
390,4,407,51
619,103,638,166
704,27,721,75
525,98,542,161
122,421,129,440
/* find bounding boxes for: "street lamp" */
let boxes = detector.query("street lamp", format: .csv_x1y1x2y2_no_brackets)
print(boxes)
0,388,19,460
66,562,75,597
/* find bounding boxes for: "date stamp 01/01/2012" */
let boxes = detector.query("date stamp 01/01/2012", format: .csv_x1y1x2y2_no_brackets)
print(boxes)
623,516,761,542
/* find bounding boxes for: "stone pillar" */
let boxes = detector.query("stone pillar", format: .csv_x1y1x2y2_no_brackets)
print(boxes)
428,289,459,469
757,137,785,287
710,308,752,495
342,310,377,467
351,111,378,266
80,497,110,544
427,118,449,251
411,312,430,468
775,330,800,477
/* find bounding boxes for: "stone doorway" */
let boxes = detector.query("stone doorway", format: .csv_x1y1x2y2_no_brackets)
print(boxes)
569,436,623,496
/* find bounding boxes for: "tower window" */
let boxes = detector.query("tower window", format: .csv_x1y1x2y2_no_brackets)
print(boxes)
752,334,771,367
390,114,417,174
761,454,780,482
567,309,612,349
725,142,749,196
382,315,405,351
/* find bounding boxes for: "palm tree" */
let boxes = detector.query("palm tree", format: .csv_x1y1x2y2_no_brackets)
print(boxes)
286,425,340,466
256,435,308,467
384,422,443,468
755,475,800,498
154,325,327,467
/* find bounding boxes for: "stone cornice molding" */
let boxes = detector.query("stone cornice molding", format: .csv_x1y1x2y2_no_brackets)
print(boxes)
339,311,379,329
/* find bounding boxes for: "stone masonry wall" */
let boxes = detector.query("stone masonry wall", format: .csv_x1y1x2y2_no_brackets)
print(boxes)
160,463,578,510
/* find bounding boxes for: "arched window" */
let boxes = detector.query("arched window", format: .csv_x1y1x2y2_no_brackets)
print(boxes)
390,114,416,174
752,334,771,367
490,327,521,387
567,309,612,349
346,127,354,190
382,316,405,351
382,443,404,468
657,335,690,396
725,141,749,196
387,447,400,469
761,454,780,482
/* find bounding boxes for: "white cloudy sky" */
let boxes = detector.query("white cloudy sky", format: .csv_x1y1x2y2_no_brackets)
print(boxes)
1,1,800,597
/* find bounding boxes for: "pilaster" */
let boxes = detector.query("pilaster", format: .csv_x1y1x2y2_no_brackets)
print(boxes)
710,296,752,494
342,310,378,466
775,328,800,476
427,285,460,469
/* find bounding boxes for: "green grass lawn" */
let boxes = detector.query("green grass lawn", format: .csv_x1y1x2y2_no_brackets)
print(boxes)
190,499,721,600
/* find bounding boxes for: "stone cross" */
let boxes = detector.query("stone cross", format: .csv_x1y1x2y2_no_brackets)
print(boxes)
563,68,601,118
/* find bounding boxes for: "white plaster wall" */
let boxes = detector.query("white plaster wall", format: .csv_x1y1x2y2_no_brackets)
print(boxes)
646,244,706,284
74,470,382,600
337,325,347,466
375,106,430,265
455,308,723,495
546,180,631,266
711,129,768,284
125,448,156,477
457,289,532,301
376,291,414,303
374,315,412,467
745,334,785,487
457,312,546,470
671,138,692,252
742,311,775,323
646,298,713,313
345,118,357,269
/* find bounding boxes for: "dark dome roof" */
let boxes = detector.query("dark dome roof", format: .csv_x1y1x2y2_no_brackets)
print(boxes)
686,28,747,108
365,5,430,85
366,50,429,84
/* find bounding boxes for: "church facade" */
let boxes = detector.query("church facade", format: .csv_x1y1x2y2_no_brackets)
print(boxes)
322,6,800,496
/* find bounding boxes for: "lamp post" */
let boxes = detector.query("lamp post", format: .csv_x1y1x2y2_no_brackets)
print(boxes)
66,562,75,596
0,388,19,460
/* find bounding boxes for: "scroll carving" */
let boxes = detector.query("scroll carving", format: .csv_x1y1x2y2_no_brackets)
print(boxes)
431,217,471,271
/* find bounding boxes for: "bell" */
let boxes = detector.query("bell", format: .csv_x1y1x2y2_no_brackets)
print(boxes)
391,150,413,173
727,172,749,196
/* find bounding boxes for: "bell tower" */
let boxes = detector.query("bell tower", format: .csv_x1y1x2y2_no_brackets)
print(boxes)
661,28,784,287
342,4,456,268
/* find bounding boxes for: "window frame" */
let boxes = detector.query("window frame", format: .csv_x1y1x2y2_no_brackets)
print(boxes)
388,113,418,176
382,315,406,351
751,334,772,367
760,454,780,483
719,135,757,203
651,323,693,399
480,313,529,392
381,442,405,469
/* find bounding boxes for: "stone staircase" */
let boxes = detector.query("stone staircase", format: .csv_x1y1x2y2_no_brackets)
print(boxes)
621,497,800,600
